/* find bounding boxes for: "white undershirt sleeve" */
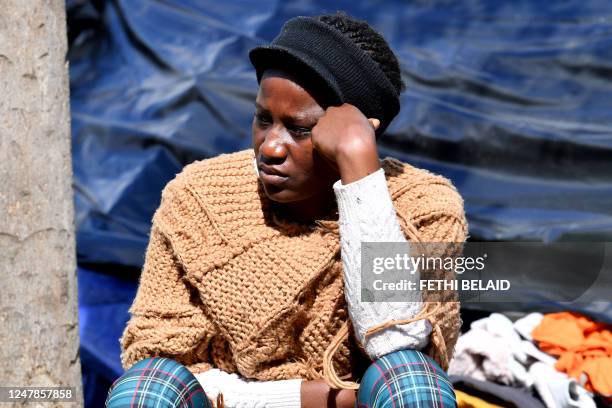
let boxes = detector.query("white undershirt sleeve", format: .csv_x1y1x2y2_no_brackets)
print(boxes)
194,369,301,408
333,168,432,359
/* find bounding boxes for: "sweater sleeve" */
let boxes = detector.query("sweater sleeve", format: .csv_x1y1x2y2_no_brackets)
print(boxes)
333,168,432,359
119,223,218,374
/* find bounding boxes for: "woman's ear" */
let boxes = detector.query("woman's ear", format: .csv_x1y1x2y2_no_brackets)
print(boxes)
368,118,380,130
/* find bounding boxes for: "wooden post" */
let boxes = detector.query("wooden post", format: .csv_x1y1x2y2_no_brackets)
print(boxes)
0,0,83,406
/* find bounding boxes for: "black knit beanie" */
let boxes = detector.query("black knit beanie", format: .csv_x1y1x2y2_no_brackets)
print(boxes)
248,16,400,136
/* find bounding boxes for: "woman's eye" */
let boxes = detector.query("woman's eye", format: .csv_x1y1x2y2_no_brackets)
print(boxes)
254,113,271,125
289,126,312,137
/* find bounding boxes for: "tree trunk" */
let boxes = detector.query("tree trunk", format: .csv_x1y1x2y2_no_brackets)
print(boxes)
0,0,83,406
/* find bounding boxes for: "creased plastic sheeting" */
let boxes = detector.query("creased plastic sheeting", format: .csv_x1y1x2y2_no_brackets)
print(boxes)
68,0,612,269
77,267,136,406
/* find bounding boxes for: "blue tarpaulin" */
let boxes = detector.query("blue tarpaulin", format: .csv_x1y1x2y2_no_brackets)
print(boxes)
66,1,612,406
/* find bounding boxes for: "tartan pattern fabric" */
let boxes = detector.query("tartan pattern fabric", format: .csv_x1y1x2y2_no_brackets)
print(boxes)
356,349,457,408
106,357,211,408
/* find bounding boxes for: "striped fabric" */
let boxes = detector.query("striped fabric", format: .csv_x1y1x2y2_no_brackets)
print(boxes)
105,357,211,408
356,349,457,408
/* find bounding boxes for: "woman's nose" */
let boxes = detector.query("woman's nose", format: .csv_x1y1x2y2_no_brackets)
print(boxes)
259,128,288,162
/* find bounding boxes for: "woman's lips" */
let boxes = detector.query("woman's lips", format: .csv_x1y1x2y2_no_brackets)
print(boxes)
258,164,289,185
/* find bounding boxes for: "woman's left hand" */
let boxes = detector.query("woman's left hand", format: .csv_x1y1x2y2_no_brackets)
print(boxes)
300,379,356,408
311,103,382,184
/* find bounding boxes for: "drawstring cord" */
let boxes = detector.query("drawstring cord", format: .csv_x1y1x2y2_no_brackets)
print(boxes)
321,301,445,390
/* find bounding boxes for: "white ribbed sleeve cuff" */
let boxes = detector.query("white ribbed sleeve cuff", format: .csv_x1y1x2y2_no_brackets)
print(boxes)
333,168,431,359
194,369,301,408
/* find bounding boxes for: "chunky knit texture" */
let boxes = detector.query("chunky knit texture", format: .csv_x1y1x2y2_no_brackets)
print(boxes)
120,149,467,384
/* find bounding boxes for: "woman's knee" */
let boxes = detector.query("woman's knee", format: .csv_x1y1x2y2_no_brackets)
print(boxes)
105,357,211,408
357,349,457,408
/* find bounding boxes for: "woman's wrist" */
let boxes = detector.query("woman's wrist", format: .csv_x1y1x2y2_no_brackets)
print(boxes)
336,138,381,185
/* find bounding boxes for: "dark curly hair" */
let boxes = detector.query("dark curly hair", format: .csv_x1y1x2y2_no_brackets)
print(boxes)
318,12,406,95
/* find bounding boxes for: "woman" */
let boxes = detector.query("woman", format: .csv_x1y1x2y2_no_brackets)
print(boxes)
106,12,467,408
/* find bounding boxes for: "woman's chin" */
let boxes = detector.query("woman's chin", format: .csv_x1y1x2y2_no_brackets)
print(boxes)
260,182,306,203
262,186,298,203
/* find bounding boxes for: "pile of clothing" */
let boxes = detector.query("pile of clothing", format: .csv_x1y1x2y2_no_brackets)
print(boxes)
449,311,612,407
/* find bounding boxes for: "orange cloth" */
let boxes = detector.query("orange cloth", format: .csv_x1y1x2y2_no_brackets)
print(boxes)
531,311,612,396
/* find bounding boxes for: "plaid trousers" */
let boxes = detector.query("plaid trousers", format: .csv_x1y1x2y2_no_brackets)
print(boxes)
105,357,211,408
357,349,457,408
106,350,456,407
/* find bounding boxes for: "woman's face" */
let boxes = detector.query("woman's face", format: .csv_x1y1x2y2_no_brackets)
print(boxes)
252,69,339,203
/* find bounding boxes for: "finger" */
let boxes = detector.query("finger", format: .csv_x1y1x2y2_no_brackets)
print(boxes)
368,118,380,130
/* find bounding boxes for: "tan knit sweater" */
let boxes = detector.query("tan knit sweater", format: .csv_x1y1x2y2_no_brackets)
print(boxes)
120,149,468,382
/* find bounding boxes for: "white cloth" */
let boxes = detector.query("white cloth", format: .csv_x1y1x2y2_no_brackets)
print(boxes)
449,313,532,387
195,167,430,406
530,362,596,408
448,326,530,387
520,338,557,366
449,312,596,408
514,312,544,341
